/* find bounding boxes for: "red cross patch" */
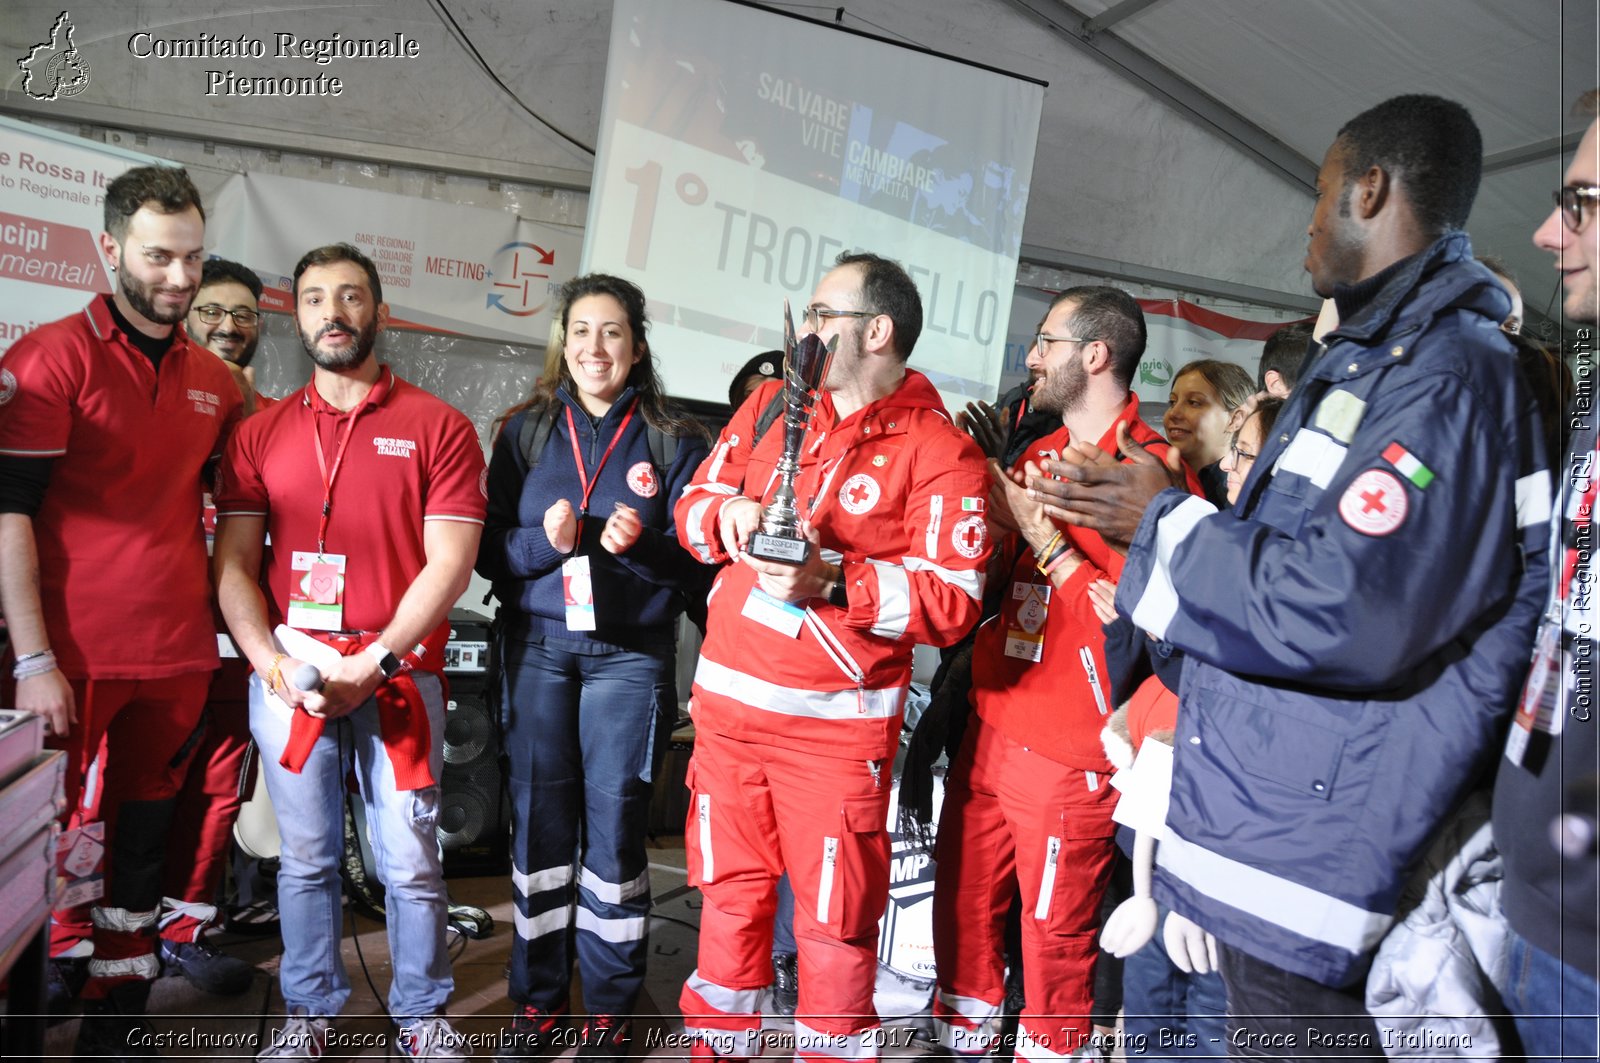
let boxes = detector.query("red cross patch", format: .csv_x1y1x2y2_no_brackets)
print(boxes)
1338,469,1407,536
626,460,659,499
838,473,880,515
952,514,987,559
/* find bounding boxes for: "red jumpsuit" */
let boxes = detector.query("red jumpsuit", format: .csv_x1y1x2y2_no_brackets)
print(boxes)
676,371,989,1060
932,398,1188,1060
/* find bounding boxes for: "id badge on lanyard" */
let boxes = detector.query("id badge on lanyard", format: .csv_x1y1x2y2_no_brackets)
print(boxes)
1506,616,1566,767
288,551,349,630
293,405,362,630
1002,579,1051,662
562,401,637,632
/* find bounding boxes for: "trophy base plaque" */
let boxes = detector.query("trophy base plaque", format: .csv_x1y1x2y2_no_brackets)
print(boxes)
746,531,810,564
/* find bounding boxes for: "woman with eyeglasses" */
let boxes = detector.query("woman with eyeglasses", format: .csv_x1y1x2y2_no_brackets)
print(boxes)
1219,397,1284,507
476,273,711,1059
1162,359,1255,507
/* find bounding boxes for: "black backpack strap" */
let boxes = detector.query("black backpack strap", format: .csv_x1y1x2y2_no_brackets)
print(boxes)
517,404,558,471
751,391,785,449
647,424,677,470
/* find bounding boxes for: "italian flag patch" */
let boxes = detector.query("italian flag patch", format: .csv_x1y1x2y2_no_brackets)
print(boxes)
1382,443,1434,489
961,497,985,512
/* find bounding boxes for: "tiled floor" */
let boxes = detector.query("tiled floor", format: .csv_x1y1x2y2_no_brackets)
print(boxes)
34,838,944,1060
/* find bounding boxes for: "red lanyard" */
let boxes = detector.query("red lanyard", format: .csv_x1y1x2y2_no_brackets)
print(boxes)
565,400,637,515
311,404,366,554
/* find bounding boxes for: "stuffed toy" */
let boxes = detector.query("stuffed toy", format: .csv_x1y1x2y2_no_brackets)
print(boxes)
1098,674,1217,974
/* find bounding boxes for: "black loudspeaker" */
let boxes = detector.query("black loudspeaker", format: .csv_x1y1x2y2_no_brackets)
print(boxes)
440,611,512,878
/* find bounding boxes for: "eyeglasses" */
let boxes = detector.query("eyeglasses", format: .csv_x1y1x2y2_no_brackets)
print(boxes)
1228,443,1259,467
1555,185,1600,233
193,304,261,327
803,305,876,329
1034,333,1093,351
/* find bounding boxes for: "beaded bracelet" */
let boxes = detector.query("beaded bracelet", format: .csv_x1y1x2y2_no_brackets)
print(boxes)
264,652,288,692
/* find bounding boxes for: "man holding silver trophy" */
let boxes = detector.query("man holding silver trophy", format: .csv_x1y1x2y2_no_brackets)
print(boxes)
675,252,992,1062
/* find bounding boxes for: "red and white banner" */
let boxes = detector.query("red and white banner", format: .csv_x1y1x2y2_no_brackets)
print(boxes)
1132,299,1293,402
0,116,167,356
209,172,581,344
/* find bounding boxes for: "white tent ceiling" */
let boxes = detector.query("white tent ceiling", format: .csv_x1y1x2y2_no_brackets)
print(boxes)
3,0,1595,328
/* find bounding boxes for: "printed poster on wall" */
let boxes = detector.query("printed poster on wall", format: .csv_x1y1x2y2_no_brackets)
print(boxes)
209,172,581,344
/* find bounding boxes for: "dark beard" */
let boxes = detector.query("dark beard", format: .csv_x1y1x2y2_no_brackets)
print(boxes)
1030,363,1086,416
300,320,376,370
120,271,191,326
210,330,260,368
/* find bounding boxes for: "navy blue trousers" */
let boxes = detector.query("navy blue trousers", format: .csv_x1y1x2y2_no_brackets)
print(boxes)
500,636,675,1014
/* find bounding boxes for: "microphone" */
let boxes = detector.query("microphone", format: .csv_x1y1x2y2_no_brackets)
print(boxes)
291,663,325,693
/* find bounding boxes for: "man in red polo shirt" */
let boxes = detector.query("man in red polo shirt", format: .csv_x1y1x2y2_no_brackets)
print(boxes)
931,287,1188,1062
0,164,243,1051
214,243,485,1060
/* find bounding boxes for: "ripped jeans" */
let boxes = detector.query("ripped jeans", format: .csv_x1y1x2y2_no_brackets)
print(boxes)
249,672,453,1019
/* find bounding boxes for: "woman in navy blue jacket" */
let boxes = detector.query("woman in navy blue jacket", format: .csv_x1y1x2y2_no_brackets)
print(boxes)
477,274,710,1058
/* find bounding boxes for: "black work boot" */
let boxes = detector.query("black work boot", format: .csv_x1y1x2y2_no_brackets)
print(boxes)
772,952,799,1018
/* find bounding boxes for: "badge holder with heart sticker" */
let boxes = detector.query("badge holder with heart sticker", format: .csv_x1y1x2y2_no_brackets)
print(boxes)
287,549,348,630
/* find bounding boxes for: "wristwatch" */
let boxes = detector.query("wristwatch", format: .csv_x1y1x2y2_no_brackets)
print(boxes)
828,568,850,608
365,642,403,680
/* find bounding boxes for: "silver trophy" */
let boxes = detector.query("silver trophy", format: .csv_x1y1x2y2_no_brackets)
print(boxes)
746,300,837,565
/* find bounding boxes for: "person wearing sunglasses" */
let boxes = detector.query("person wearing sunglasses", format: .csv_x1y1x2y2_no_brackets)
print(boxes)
1492,88,1600,1063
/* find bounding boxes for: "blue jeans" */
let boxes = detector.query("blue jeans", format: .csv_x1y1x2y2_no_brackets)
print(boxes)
1505,930,1599,1062
1121,907,1227,1059
500,636,673,1014
772,873,796,956
249,672,452,1019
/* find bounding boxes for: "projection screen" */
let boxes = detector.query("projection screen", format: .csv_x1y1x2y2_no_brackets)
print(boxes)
581,0,1045,411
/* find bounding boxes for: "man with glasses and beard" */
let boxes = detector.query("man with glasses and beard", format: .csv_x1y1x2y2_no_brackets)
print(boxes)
675,252,990,1062
0,165,244,1054
930,287,1189,1061
214,243,485,1060
186,258,272,412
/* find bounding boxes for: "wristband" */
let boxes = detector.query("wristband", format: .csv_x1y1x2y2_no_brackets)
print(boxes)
1037,530,1064,561
1041,545,1078,576
13,649,58,680
1035,540,1070,576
